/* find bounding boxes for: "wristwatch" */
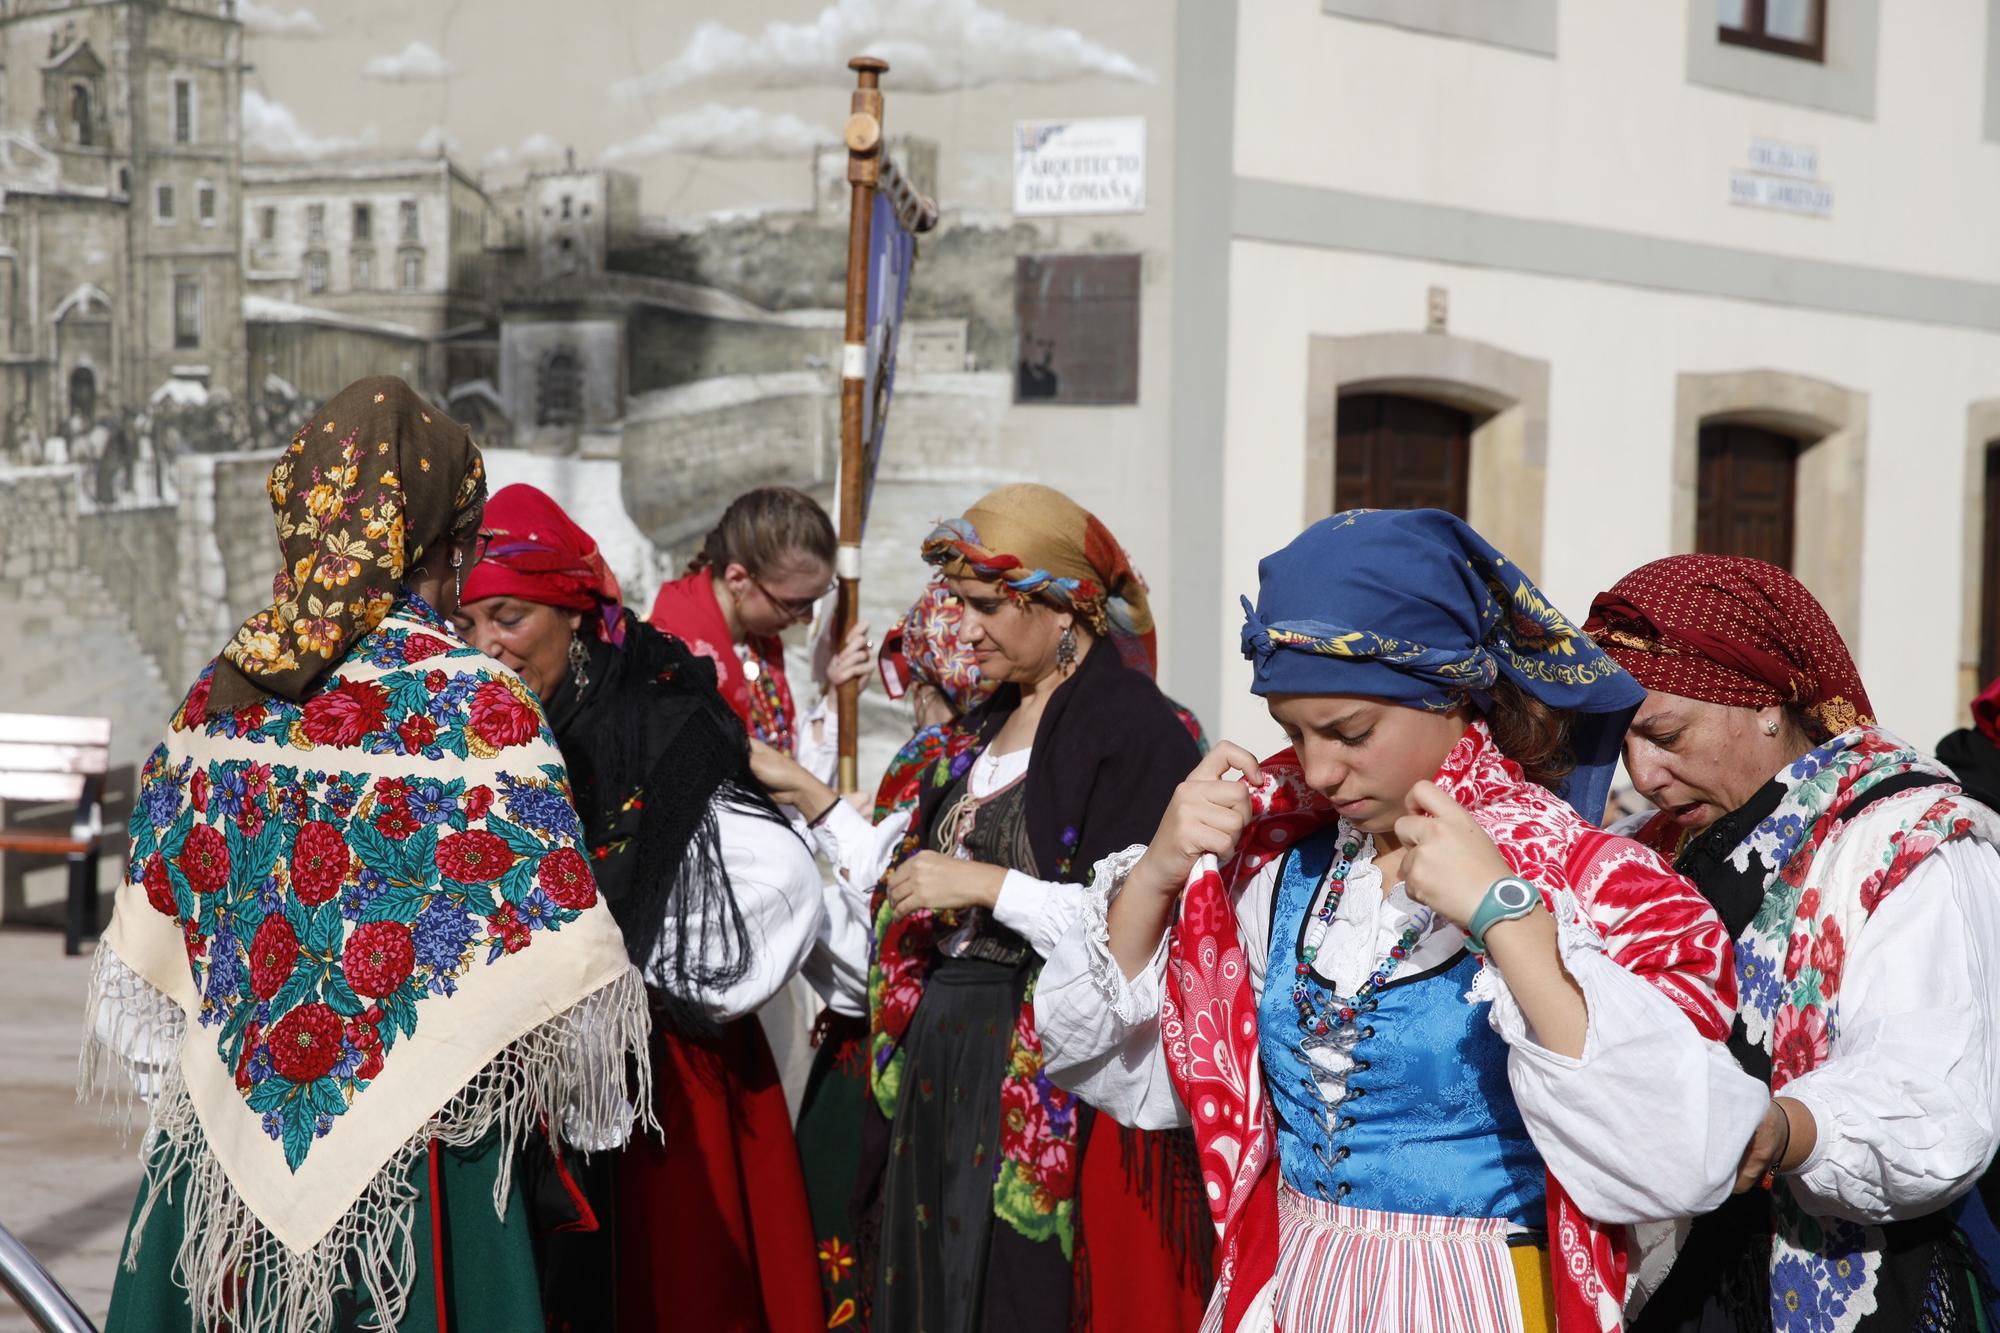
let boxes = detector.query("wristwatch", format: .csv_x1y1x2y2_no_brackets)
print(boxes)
1467,876,1538,955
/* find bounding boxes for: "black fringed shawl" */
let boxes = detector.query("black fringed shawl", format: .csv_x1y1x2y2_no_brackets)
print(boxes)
906,639,1217,1308
540,611,787,1037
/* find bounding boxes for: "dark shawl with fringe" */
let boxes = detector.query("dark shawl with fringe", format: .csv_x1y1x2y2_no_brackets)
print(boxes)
538,610,786,1038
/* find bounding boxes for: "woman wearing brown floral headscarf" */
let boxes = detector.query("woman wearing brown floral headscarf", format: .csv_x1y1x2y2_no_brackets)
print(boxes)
87,377,651,1333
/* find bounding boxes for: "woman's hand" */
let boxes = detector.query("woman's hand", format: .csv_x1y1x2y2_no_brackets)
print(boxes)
1397,782,1590,1054
818,620,874,692
1732,1097,1815,1193
748,738,838,822
1392,780,1516,930
1125,743,1265,903
885,851,1006,919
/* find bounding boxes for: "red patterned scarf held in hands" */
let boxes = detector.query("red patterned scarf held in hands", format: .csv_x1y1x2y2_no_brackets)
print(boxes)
1168,509,1741,1333
1165,727,1738,1331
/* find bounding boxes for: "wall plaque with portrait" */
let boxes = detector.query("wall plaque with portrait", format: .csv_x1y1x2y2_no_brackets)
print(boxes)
1014,254,1140,406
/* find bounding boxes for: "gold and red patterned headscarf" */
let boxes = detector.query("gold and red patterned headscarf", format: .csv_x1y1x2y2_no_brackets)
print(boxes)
920,483,1158,676
206,376,486,717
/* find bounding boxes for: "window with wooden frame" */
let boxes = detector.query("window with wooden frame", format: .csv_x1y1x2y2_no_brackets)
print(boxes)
173,76,193,144
537,347,582,426
1717,0,1825,61
1696,422,1800,569
1979,441,2000,689
1334,393,1473,518
173,275,202,349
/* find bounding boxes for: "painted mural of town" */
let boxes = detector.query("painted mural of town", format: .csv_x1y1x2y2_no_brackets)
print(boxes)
0,0,1158,791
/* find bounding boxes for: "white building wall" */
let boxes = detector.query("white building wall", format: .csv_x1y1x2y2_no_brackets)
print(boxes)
1234,1,2000,279
1190,1,2000,756
1214,239,2000,758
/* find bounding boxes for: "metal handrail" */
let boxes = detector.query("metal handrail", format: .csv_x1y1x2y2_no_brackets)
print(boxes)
0,1224,97,1333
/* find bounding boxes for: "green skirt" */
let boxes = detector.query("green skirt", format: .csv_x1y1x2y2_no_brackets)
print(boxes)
797,1011,871,1328
105,1130,543,1332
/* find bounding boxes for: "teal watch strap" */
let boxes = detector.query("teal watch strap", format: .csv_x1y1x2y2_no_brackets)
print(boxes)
1467,875,1538,954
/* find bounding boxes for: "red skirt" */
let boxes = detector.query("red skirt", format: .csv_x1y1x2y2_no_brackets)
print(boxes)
617,1015,823,1332
1077,1119,1213,1332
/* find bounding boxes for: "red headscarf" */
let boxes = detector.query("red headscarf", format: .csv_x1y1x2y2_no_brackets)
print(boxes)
1974,678,2000,747
1582,554,1873,742
461,483,626,643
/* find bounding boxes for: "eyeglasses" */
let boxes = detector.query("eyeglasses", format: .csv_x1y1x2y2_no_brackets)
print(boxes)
749,571,835,623
467,529,494,565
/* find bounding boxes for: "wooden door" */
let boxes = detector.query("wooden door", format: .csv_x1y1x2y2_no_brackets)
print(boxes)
1334,393,1472,517
1981,443,2000,688
1696,423,1797,569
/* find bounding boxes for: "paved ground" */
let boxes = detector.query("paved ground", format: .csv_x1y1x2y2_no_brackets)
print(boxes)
0,929,820,1333
0,930,139,1332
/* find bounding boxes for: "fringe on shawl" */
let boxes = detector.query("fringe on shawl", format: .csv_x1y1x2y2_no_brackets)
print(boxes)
79,944,654,1333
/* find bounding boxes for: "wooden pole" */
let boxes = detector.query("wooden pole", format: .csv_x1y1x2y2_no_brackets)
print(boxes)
836,55,886,795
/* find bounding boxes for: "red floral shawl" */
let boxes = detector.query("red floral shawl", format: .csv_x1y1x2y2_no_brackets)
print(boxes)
646,570,798,753
1163,722,1738,1332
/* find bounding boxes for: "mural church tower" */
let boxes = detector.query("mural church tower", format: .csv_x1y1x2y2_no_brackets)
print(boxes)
0,0,245,431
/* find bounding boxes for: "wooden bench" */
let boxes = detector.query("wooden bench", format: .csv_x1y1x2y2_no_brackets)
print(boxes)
0,713,110,955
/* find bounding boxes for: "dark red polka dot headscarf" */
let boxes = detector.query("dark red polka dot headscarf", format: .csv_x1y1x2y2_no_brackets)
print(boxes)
1582,554,1874,743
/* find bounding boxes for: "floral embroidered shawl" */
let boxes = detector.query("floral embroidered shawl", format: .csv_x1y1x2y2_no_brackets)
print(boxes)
85,596,650,1332
1164,721,1739,1333
1628,725,2000,1332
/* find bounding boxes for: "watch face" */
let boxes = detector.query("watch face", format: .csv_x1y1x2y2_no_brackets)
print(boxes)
1496,879,1535,911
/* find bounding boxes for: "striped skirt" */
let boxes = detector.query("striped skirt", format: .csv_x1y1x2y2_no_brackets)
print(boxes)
1271,1185,1554,1332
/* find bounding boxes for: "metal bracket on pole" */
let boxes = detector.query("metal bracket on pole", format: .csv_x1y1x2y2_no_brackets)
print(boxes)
879,156,940,236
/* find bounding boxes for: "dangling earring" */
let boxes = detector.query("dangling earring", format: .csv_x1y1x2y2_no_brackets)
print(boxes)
1056,625,1078,674
567,634,591,689
450,545,464,606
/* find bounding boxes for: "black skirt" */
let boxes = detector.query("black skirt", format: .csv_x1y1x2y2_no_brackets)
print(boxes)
872,954,1027,1333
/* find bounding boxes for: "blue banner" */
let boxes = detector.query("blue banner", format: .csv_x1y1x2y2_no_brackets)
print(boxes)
859,190,914,534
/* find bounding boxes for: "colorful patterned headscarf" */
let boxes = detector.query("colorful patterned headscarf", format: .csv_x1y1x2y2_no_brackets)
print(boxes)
876,581,988,715
461,483,626,645
1240,508,1642,822
1582,554,1874,743
208,376,486,718
920,482,1158,676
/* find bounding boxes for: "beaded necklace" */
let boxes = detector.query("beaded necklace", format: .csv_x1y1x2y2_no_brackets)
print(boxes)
1289,834,1433,1038
740,642,795,753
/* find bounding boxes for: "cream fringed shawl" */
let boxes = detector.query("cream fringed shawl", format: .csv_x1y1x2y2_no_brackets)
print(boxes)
81,600,651,1331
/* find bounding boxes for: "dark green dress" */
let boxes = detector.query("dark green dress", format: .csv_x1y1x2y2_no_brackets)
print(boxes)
107,1130,542,1331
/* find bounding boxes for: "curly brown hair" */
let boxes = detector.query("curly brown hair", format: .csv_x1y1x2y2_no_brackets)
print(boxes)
1480,677,1578,794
